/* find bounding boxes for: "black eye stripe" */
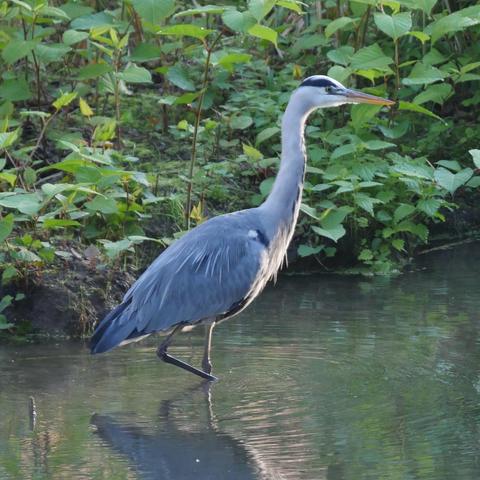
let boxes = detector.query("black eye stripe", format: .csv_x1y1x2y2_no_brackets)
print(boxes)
300,77,336,88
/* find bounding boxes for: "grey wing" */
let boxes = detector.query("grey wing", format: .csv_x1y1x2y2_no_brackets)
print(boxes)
91,213,268,353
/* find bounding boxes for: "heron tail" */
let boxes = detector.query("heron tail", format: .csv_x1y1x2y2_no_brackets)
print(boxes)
90,299,137,354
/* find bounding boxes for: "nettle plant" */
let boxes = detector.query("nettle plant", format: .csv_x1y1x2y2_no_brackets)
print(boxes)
0,0,304,326
217,1,480,270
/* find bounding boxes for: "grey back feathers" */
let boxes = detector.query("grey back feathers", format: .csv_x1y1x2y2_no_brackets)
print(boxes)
91,210,271,353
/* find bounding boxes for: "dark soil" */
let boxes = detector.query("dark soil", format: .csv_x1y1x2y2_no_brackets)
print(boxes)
4,250,135,338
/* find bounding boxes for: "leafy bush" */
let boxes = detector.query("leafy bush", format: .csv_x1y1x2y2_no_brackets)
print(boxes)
0,0,479,329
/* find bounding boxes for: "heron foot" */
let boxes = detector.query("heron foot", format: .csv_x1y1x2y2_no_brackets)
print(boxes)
156,325,217,381
159,351,217,381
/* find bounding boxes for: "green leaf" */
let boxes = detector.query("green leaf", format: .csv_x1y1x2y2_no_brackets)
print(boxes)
350,104,382,130
0,295,13,314
259,177,274,197
0,172,16,186
469,149,480,169
77,63,113,80
436,160,461,172
42,219,81,229
354,193,382,215
396,221,428,242
0,129,19,149
248,24,278,46
300,203,319,219
38,5,70,20
248,0,276,20
156,24,214,40
277,1,303,14
298,244,323,257
0,213,14,243
321,207,352,229
413,84,452,105
392,239,405,251
2,265,18,284
0,193,42,215
71,12,116,30
373,12,411,40
131,0,175,25
327,65,352,83
312,224,346,243
159,92,201,105
397,0,437,14
417,198,442,217
35,43,72,64
0,78,31,101
2,40,37,64
358,249,373,261
350,44,393,71
426,5,480,43
0,316,14,329
327,46,354,66
292,34,328,54
53,92,78,110
243,144,262,160
231,115,253,130
24,167,36,185
129,43,162,62
398,101,444,122
63,29,89,45
222,9,257,33
362,140,395,151
175,5,228,17
9,0,32,11
466,177,480,188
402,62,447,86
61,3,93,19
331,143,356,159
166,65,195,91
100,238,133,258
325,17,356,38
84,196,118,214
394,203,415,222
407,31,430,44
119,64,152,83
256,126,280,145
434,167,473,195
217,53,252,69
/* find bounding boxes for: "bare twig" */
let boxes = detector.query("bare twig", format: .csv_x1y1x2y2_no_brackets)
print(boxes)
185,32,223,229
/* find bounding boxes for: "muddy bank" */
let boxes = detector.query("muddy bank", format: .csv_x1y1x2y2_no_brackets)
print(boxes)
3,250,135,338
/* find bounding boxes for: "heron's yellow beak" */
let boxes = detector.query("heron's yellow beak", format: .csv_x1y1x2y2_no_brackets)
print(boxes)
344,89,395,106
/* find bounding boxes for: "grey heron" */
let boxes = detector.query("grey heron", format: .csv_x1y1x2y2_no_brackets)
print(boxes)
90,75,394,381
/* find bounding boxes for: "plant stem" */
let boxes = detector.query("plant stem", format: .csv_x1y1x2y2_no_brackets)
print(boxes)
394,38,400,95
113,51,122,148
184,33,222,229
29,112,57,162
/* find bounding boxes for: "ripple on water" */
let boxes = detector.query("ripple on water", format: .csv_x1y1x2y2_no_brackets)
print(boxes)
1,244,480,479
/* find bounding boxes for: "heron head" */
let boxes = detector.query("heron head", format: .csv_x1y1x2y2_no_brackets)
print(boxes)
299,75,395,109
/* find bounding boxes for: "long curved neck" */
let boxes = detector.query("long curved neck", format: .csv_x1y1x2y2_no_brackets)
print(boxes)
261,89,314,237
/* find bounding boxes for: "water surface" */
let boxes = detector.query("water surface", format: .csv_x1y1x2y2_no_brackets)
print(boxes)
1,244,480,479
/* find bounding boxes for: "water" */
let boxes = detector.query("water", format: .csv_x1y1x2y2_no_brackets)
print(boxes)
1,243,480,480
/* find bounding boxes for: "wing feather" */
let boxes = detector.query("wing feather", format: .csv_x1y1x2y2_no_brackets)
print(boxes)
91,211,268,352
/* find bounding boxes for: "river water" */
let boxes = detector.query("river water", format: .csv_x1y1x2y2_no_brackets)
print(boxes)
1,243,479,479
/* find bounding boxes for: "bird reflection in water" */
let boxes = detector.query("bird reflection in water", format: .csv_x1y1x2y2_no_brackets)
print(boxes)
91,382,285,480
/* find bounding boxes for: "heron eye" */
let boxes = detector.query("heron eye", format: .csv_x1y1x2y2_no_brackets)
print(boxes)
325,86,334,94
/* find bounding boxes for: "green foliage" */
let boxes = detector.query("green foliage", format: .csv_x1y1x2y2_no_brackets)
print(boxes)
0,0,479,331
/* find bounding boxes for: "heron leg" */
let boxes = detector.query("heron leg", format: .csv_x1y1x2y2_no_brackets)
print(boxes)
156,324,218,382
201,322,215,374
